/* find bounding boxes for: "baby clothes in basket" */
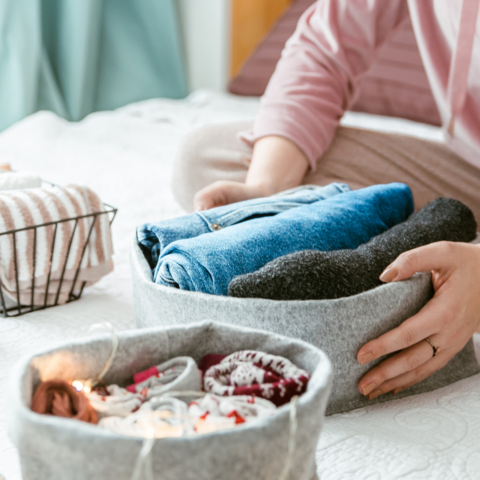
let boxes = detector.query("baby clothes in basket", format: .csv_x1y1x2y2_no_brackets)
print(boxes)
0,184,113,305
202,350,311,407
142,183,413,295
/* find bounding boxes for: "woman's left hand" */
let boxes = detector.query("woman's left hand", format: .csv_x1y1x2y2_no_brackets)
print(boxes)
357,241,480,400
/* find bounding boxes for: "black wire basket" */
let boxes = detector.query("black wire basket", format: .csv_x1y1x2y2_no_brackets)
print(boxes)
0,202,117,317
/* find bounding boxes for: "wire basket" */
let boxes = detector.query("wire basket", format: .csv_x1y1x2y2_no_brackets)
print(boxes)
0,202,117,317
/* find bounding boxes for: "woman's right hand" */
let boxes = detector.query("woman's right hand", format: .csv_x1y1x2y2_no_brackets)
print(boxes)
193,135,310,211
193,181,272,211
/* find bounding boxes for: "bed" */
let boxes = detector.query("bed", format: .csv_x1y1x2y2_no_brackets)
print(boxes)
0,90,478,480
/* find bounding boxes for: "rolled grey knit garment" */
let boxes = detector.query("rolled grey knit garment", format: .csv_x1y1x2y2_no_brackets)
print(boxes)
228,198,477,301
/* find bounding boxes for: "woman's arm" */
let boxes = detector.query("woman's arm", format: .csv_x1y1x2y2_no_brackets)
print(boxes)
357,242,480,399
194,136,309,211
195,0,408,210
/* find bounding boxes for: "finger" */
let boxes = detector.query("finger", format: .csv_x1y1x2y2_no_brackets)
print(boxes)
357,297,442,364
193,184,227,211
358,338,435,396
366,352,450,399
379,241,456,283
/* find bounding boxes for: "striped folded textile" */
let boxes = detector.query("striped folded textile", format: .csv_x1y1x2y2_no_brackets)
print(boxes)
0,184,113,306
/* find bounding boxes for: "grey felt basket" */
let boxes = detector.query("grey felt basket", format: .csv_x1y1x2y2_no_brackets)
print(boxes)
8,321,332,480
130,238,480,415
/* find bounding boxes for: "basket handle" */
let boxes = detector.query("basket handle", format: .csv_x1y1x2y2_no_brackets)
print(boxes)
279,396,299,480
86,322,119,388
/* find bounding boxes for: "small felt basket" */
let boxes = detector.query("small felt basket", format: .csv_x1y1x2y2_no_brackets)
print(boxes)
8,321,332,480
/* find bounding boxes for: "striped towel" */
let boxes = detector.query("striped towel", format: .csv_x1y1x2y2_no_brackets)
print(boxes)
0,184,114,306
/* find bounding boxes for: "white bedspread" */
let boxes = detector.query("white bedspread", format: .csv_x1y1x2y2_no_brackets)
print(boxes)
0,91,478,480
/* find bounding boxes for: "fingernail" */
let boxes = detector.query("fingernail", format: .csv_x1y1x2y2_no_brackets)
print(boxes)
368,389,383,400
358,353,374,365
362,382,377,396
380,266,398,283
195,205,205,212
393,387,404,395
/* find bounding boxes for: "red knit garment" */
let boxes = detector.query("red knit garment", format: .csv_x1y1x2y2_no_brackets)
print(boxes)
202,351,310,407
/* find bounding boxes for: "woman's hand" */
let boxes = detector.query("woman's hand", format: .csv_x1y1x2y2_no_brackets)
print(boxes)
193,181,273,211
357,241,480,399
193,135,309,211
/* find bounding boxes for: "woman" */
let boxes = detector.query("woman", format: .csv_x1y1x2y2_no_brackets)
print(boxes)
172,0,480,400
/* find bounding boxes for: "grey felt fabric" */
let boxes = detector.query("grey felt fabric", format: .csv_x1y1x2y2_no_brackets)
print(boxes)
130,237,480,415
8,321,331,480
228,198,478,300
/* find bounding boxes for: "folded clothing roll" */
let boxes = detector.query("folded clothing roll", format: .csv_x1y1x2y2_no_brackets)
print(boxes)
154,183,414,295
0,184,114,305
0,171,42,191
138,183,349,269
203,350,311,406
31,380,98,424
189,394,276,421
126,356,202,399
99,397,191,438
87,385,144,419
88,357,201,417
98,393,277,438
228,197,478,300
188,394,277,434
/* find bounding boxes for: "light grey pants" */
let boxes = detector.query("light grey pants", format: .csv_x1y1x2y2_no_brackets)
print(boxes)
171,122,480,224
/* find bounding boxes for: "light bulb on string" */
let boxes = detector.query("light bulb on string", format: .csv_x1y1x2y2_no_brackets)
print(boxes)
72,380,84,392
71,380,91,394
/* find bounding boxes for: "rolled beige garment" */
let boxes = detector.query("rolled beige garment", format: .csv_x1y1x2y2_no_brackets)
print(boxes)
0,171,42,190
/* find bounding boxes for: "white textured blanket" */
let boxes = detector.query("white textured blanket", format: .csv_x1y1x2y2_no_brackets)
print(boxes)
0,91,478,480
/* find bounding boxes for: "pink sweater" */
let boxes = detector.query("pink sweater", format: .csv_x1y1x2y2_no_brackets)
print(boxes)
242,0,480,171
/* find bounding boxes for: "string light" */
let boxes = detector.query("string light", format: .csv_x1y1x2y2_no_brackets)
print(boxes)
69,323,119,397
72,380,84,392
71,380,91,394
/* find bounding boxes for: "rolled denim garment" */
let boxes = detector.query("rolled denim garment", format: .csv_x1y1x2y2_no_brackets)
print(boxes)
155,183,414,295
137,183,350,269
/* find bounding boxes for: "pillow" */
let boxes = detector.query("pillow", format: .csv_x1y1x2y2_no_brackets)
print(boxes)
229,0,442,127
229,0,315,97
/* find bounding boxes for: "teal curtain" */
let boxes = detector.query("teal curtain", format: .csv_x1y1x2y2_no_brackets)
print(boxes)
0,0,188,131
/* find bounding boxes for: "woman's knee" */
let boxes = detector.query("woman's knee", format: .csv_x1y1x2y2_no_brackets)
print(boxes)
171,124,218,212
171,122,252,212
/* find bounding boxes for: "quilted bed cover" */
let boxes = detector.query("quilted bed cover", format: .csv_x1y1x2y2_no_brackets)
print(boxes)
0,91,479,480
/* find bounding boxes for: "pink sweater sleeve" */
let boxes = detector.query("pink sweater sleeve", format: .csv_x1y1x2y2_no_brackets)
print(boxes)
242,0,409,170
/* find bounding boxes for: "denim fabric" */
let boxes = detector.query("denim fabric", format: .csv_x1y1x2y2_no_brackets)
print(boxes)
137,183,350,269
153,183,414,296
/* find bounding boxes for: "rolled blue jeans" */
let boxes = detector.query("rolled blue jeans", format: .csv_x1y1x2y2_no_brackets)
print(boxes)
138,183,350,269
148,183,413,296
